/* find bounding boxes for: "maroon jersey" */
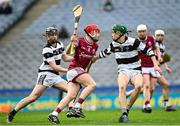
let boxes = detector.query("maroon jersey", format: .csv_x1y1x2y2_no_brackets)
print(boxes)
68,37,98,70
138,35,155,67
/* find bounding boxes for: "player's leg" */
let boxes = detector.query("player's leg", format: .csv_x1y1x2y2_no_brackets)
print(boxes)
142,73,152,113
157,75,176,111
126,86,143,98
149,69,161,99
127,73,142,113
149,77,157,99
48,82,80,124
53,80,79,117
7,84,47,123
71,73,96,117
53,81,68,92
117,72,129,123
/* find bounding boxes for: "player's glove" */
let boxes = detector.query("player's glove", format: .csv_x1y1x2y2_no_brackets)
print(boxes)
161,53,171,64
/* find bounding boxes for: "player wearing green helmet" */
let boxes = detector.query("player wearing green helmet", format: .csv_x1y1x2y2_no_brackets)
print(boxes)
91,24,162,123
111,24,129,42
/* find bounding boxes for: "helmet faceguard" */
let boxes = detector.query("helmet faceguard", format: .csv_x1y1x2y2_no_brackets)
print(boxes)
155,29,165,42
84,24,100,42
46,26,58,36
112,24,128,42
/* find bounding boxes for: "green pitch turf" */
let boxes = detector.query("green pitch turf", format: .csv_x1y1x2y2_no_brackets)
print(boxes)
0,109,179,126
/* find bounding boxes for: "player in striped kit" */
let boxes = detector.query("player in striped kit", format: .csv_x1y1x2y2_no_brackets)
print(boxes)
48,24,100,124
7,26,72,123
153,29,176,111
92,24,161,123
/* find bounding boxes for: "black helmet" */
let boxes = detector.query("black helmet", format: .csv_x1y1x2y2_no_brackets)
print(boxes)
46,26,58,35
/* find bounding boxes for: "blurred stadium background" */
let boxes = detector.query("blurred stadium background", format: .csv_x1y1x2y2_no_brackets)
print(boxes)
0,0,180,120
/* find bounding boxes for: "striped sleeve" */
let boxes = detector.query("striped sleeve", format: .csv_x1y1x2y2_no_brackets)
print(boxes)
99,43,114,58
136,39,155,57
60,42,66,54
42,47,54,62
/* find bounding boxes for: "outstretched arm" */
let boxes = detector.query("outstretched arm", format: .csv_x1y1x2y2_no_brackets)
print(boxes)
49,60,68,73
163,63,172,74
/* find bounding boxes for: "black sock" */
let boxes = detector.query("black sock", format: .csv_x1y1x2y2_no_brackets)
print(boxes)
68,107,72,110
122,112,128,116
10,109,17,116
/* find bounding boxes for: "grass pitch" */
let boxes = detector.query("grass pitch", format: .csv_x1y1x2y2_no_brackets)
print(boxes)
0,109,179,126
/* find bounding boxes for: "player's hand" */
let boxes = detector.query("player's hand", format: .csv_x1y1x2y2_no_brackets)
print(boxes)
165,66,172,74
158,56,163,63
71,34,77,42
154,65,162,75
91,55,99,63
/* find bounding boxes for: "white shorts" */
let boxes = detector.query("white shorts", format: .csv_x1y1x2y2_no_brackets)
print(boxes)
118,69,141,81
142,67,161,78
67,67,87,82
36,72,66,87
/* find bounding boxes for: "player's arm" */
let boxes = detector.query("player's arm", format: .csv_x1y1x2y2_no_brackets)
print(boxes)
49,60,68,73
91,43,113,62
155,42,163,63
43,48,68,73
163,63,172,74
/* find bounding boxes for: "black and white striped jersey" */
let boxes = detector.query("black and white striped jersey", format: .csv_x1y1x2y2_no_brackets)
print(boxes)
38,41,65,75
155,41,165,56
99,36,155,71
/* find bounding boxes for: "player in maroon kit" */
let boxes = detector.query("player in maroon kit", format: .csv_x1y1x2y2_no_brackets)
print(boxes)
137,24,161,113
48,24,100,124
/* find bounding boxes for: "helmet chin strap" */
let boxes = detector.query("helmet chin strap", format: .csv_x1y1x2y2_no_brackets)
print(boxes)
114,34,124,42
85,30,98,42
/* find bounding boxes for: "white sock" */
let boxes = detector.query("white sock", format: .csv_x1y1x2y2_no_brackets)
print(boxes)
143,104,146,109
164,100,169,107
51,111,58,116
146,104,151,108
74,102,81,108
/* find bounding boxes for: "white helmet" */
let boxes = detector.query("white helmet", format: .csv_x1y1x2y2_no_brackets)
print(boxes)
155,29,165,36
137,24,147,32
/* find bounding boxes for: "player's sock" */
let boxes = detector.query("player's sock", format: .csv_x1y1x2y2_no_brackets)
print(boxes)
10,109,17,116
68,106,72,110
122,108,127,115
52,107,62,116
126,106,131,114
164,99,169,107
145,100,150,106
74,98,84,108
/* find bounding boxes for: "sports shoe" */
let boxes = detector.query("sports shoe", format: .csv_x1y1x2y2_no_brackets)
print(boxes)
165,105,177,111
7,113,14,123
142,104,152,113
66,107,80,118
142,107,152,113
48,114,60,124
118,114,129,123
70,107,86,118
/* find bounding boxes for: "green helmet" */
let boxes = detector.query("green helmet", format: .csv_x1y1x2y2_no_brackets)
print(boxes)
112,24,128,34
